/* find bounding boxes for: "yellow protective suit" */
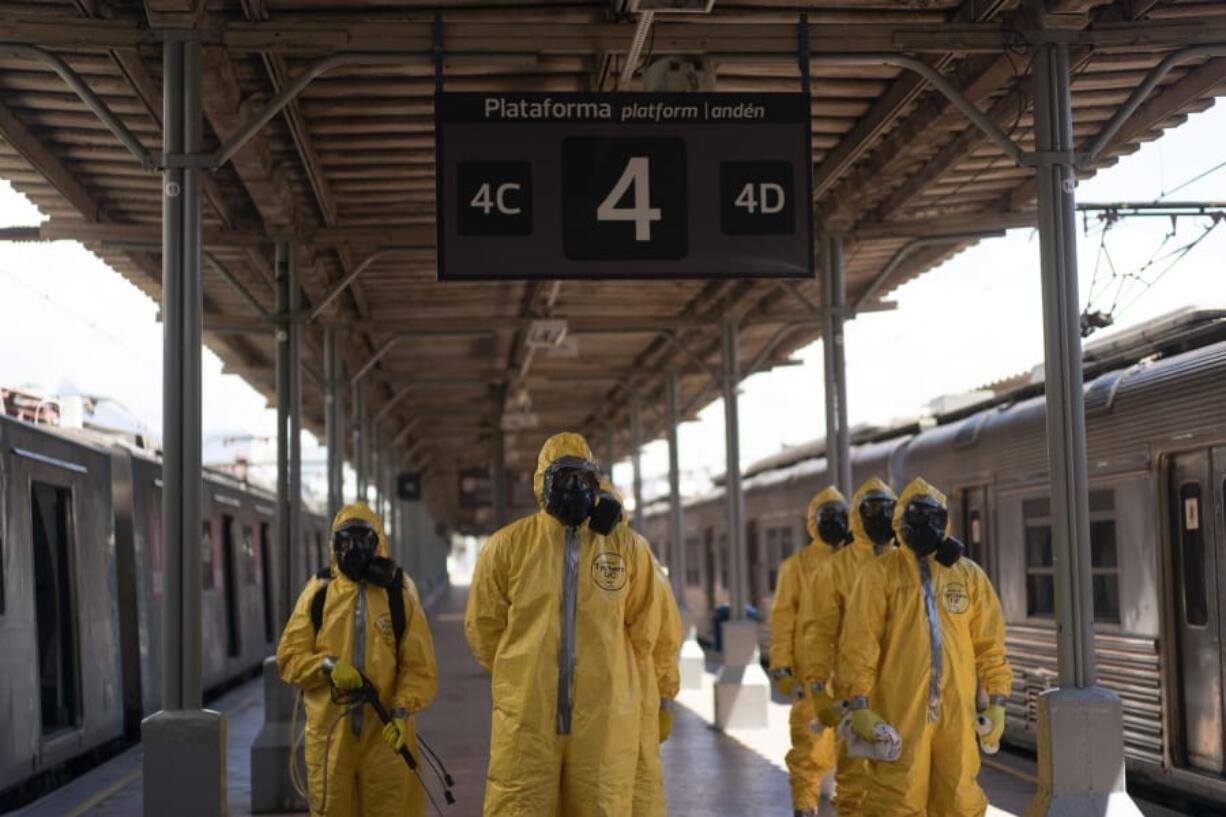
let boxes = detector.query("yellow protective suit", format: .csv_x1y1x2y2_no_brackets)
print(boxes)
632,558,682,817
799,477,897,817
838,479,1012,817
769,486,842,812
277,502,439,817
465,432,659,817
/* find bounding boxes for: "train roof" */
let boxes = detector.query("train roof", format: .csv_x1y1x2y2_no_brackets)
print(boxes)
726,308,1226,484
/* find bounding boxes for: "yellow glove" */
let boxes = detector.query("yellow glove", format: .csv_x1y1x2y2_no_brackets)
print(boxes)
979,703,1006,747
810,687,840,728
330,659,362,691
850,707,886,742
771,668,799,699
658,706,673,743
382,717,409,752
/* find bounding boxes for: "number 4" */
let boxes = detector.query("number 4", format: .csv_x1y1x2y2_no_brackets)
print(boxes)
597,157,661,242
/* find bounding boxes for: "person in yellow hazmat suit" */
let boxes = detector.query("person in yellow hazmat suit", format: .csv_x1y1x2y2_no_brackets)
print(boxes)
799,477,898,817
769,485,847,817
277,501,439,817
633,557,683,817
838,478,1012,817
465,432,659,817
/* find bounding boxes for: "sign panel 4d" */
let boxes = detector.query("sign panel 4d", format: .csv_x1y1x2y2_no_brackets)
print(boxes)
435,93,813,280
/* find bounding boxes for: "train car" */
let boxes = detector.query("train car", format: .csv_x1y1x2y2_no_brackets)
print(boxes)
645,309,1226,803
0,392,400,806
0,415,124,793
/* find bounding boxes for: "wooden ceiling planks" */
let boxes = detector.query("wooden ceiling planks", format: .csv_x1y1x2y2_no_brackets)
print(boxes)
0,0,1223,529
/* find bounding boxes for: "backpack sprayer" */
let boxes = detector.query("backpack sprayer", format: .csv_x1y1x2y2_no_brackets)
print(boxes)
289,665,456,816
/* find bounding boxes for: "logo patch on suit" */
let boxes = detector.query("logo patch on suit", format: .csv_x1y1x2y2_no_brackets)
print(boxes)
375,612,396,641
591,552,627,592
942,582,969,614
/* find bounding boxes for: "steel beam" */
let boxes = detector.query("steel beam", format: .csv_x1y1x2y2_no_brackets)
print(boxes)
157,34,202,715
850,230,1007,312
490,384,509,529
821,235,852,495
665,371,685,604
324,327,344,520
1025,41,1141,817
630,393,645,532
144,35,226,817
275,238,303,618
721,318,747,618
353,382,368,500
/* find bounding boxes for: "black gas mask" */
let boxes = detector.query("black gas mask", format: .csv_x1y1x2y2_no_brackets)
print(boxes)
900,495,963,566
859,492,897,546
816,501,851,548
333,518,380,581
543,457,623,535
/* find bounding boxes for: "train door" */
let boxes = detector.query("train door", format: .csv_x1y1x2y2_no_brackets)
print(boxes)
747,520,763,606
962,486,993,582
1169,450,1225,774
221,515,241,658
30,481,81,736
259,522,274,644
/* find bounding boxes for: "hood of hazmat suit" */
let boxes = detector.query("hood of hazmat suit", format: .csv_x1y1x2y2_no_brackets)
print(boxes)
465,432,659,817
277,501,439,817
798,477,897,817
770,485,845,671
770,485,843,812
836,478,1012,817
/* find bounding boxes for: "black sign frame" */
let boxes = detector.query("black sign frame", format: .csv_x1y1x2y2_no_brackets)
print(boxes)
435,92,814,282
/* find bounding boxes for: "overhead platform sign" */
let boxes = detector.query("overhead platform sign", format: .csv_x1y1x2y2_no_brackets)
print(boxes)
435,92,813,281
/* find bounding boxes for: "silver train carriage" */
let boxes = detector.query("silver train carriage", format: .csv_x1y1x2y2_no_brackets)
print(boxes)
643,310,1226,803
0,414,331,800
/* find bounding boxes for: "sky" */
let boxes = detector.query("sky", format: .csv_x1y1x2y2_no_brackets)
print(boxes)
0,101,1223,506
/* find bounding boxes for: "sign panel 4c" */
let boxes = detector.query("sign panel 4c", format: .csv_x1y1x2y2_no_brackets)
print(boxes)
435,92,814,281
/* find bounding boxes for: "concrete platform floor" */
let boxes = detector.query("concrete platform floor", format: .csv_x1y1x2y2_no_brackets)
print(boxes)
10,582,1190,817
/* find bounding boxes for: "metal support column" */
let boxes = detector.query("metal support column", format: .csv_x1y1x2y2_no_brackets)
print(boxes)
275,238,302,615
666,371,704,689
372,428,383,516
1024,42,1140,817
353,384,368,501
490,384,509,529
713,317,768,729
144,35,226,817
821,234,852,495
630,393,645,532
325,327,344,521
603,419,616,477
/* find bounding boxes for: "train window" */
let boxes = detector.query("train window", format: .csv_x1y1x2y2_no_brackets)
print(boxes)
1089,519,1120,624
780,526,794,559
766,528,780,590
31,481,81,734
202,520,214,590
719,532,729,591
1024,491,1120,623
259,523,275,643
1179,482,1208,628
243,526,258,585
222,519,241,658
685,536,701,587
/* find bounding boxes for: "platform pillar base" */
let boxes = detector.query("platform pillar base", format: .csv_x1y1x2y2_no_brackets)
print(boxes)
142,708,227,817
250,656,308,813
1023,686,1143,817
678,613,704,690
713,620,769,729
